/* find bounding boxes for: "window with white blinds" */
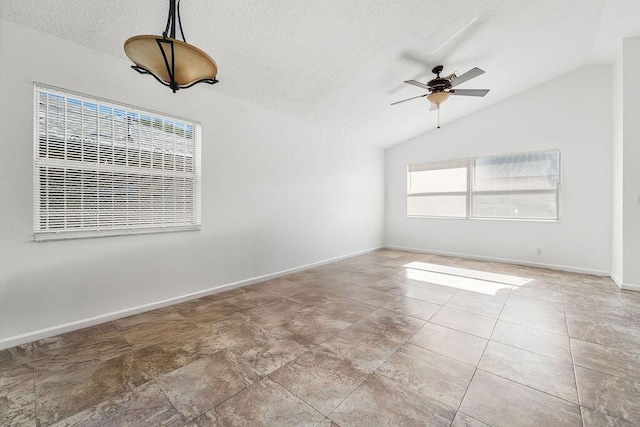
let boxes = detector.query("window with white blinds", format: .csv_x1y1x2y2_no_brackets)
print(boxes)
407,149,561,221
34,84,201,241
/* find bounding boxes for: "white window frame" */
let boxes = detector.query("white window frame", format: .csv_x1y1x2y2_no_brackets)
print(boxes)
33,83,202,241
407,149,561,221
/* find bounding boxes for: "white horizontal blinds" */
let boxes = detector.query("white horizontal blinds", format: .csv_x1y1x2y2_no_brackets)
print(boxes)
407,160,469,217
34,85,200,240
471,150,560,220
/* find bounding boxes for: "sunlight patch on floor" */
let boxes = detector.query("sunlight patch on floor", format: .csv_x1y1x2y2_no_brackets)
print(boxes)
401,267,520,296
403,261,532,287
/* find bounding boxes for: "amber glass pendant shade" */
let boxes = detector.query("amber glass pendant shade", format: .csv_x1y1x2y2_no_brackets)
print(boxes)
124,0,218,93
427,91,451,105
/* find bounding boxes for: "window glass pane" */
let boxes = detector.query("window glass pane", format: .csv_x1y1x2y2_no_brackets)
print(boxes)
472,192,557,220
408,195,467,217
408,167,467,194
472,150,560,220
474,151,560,191
407,160,468,217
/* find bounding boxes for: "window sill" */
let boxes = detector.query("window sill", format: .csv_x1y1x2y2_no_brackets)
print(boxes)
407,215,561,223
34,225,201,242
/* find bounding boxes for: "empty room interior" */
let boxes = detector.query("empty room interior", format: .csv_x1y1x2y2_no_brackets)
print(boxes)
2,1,640,426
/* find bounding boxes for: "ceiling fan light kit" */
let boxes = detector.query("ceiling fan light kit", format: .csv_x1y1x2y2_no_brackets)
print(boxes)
392,65,489,128
426,91,450,106
124,0,218,93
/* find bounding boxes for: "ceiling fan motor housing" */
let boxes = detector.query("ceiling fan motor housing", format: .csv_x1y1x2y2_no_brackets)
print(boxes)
427,77,452,92
428,65,452,92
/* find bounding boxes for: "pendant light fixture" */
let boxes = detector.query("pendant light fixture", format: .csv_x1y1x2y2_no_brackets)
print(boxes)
124,0,218,93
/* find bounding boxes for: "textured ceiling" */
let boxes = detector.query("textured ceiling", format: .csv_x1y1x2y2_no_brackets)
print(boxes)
2,0,640,148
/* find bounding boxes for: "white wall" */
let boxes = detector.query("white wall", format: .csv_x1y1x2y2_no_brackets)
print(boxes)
611,46,624,285
622,37,640,288
385,65,612,275
0,19,384,348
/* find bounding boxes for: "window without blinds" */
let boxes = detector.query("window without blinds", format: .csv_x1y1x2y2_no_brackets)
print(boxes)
471,150,560,220
34,84,201,241
407,160,469,217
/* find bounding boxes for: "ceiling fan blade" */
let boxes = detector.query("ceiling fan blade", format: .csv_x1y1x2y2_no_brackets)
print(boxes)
391,94,427,105
404,80,431,90
450,67,485,87
429,103,438,112
451,89,490,97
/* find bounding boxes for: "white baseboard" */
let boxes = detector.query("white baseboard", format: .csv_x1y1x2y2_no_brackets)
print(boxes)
621,282,640,291
610,273,623,288
385,245,611,277
0,246,382,351
610,273,640,292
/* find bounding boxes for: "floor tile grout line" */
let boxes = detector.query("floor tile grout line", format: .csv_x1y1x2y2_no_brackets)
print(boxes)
457,289,584,425
578,396,639,426
111,319,137,350
266,373,328,420
418,318,493,344
451,369,489,426
367,367,461,426
398,340,483,374
614,293,638,320
260,374,327,425
50,377,168,426
428,309,497,340
568,338,640,381
472,366,580,407
283,298,433,422
30,341,37,426
443,298,504,320
332,310,417,340
571,364,640,424
562,290,583,425
150,379,187,424
51,313,257,424
377,302,442,323
320,349,395,423
162,373,251,423
450,288,510,425
495,316,568,337
579,405,587,427
444,290,511,424
486,337,571,364
453,283,588,423
357,313,465,424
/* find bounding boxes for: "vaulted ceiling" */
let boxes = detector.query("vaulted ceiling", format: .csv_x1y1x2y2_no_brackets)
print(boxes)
2,0,640,148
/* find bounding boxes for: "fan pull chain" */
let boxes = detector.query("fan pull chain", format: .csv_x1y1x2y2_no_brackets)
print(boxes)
437,104,441,129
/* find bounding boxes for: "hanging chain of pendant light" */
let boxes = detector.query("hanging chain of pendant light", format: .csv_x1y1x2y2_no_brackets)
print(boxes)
124,0,218,93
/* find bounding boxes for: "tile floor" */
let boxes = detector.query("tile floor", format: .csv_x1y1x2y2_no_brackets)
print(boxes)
2,249,640,426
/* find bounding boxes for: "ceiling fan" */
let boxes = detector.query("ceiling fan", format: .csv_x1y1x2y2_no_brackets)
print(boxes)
392,65,489,128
